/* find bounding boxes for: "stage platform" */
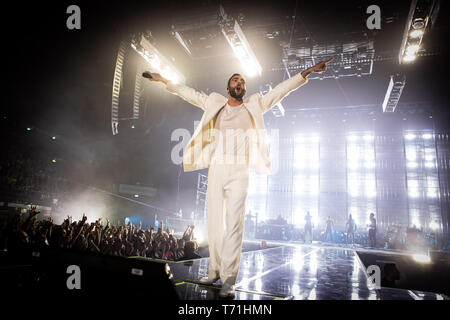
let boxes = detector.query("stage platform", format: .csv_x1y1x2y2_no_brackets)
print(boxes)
147,241,447,300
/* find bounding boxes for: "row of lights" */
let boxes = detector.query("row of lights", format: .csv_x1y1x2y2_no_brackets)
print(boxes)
26,127,58,163
402,18,425,63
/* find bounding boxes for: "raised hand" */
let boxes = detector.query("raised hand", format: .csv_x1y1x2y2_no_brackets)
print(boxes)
143,71,168,84
312,57,333,73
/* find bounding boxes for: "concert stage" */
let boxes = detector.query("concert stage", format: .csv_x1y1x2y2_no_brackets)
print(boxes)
142,242,447,300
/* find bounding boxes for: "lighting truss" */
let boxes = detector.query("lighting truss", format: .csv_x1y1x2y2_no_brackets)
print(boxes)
382,73,406,113
196,173,208,222
277,40,374,79
171,30,192,57
131,34,186,84
219,5,262,77
398,0,440,64
111,41,127,135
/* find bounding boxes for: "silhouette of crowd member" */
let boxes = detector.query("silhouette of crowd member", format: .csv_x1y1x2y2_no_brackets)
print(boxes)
345,214,356,245
368,213,377,247
325,216,334,243
381,263,400,288
183,240,201,260
304,211,313,243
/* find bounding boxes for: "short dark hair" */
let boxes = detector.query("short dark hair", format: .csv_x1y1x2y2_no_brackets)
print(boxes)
227,73,242,87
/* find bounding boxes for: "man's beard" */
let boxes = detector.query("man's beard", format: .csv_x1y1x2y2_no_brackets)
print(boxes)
228,86,246,99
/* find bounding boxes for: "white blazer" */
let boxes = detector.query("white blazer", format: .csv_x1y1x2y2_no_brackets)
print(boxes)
165,72,309,175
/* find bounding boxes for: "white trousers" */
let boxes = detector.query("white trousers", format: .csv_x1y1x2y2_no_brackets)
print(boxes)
206,163,249,286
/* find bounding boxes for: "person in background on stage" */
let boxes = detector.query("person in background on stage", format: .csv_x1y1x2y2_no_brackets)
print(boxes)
304,211,313,243
368,212,377,247
345,214,356,245
325,216,334,243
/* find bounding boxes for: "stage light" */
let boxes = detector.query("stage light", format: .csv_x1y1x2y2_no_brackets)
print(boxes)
27,127,31,131
427,189,437,198
220,18,262,77
131,35,185,84
194,229,205,244
364,152,375,161
348,181,359,197
412,253,431,263
408,189,420,198
409,29,424,38
398,0,437,64
429,221,439,230
382,74,406,112
310,162,320,170
365,162,375,169
172,31,192,57
407,162,418,169
134,194,139,198
366,187,376,198
295,135,305,143
424,162,434,169
406,149,416,161
404,133,416,140
52,159,56,163
403,54,416,63
406,44,420,54
347,162,359,170
52,136,56,140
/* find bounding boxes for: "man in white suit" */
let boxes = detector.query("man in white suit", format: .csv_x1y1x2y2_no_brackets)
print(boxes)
145,57,332,298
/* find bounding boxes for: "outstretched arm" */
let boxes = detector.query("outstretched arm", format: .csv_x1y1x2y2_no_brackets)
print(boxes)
259,57,333,114
144,72,208,111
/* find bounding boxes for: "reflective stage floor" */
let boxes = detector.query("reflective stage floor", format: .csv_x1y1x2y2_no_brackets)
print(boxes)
159,242,446,300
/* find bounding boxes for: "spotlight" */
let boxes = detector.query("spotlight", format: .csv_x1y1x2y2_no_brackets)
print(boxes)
412,253,430,263
424,162,434,169
429,221,439,230
412,18,425,30
194,229,206,244
407,162,418,169
52,159,56,163
134,194,139,198
403,54,416,63
52,136,56,140
404,133,416,140
409,29,424,38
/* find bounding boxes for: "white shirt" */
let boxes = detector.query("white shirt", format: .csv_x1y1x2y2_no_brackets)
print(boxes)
213,103,255,165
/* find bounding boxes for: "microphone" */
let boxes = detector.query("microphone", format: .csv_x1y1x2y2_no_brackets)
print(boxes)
142,72,153,79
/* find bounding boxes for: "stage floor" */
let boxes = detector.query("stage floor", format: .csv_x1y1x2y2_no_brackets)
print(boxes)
160,242,445,300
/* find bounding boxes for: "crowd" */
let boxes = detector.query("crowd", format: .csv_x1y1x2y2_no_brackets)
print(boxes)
1,151,52,193
1,206,202,261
